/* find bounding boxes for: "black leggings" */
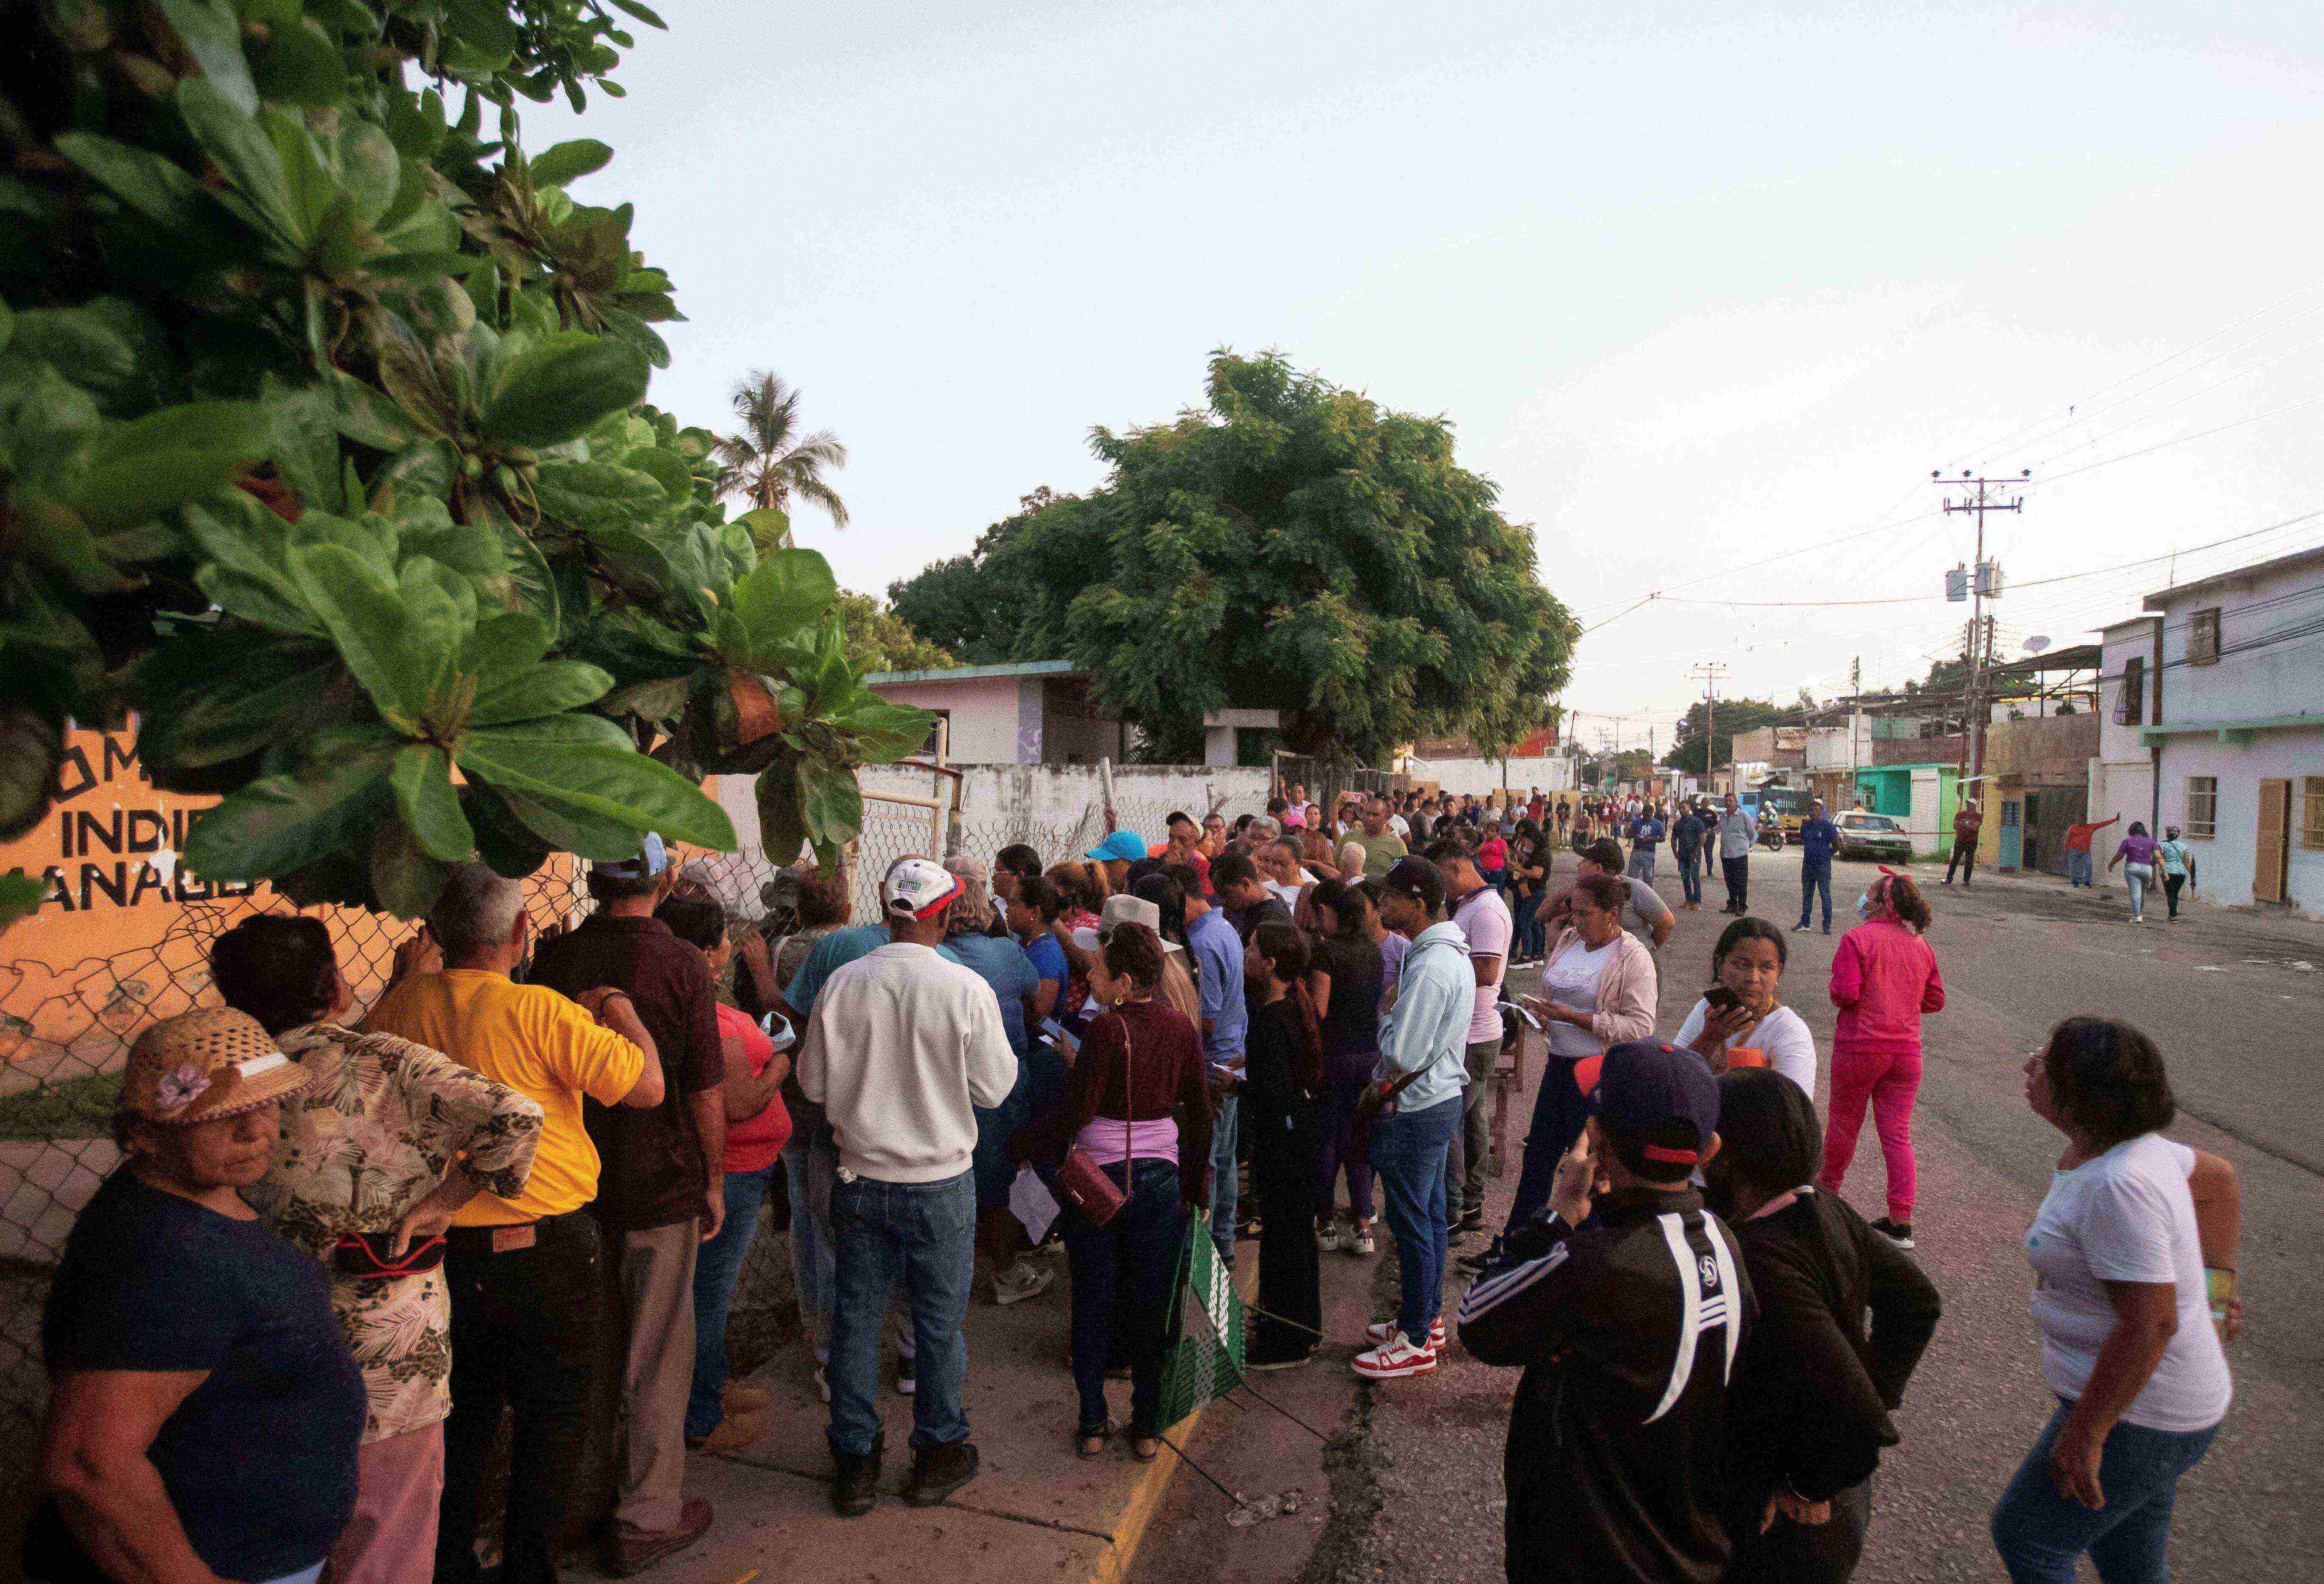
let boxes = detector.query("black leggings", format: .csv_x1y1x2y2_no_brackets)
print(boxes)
2165,873,2185,918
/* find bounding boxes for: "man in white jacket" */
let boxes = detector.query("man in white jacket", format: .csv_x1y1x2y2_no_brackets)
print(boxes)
797,858,1017,1517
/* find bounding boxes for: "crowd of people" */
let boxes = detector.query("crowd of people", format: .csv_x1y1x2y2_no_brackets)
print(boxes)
26,781,2242,1584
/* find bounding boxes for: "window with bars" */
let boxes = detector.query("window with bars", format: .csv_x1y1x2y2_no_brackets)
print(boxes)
2116,655,2146,725
2189,607,2221,666
2185,776,2218,839
2302,777,2324,851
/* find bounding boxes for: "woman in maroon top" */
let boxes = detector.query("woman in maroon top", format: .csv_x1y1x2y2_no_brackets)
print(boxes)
1009,924,1211,1461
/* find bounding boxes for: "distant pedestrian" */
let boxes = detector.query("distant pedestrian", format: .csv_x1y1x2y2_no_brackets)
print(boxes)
2108,822,2162,924
1718,792,1759,914
1244,921,1328,1371
1626,806,1665,883
1820,874,1942,1251
1992,1019,2239,1584
2157,826,2196,920
1432,842,1514,1242
1942,800,1984,887
1674,800,1708,910
1796,798,1841,934
2062,814,2118,890
1308,881,1385,1257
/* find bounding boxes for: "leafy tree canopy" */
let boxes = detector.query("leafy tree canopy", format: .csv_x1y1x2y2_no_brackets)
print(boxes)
835,590,954,675
0,0,929,916
1663,697,1787,776
887,353,1578,764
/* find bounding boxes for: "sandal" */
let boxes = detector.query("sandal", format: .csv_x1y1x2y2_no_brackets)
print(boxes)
1128,1428,1162,1463
1075,1422,1115,1459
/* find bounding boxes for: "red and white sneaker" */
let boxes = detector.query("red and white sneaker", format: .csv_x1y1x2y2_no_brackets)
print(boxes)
1364,1317,1446,1352
1352,1333,1439,1379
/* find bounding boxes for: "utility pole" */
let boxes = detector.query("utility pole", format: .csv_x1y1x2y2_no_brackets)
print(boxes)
1689,661,1728,794
1937,470,2026,791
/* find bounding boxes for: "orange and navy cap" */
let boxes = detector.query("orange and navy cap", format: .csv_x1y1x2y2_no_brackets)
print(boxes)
1573,1041,1720,1170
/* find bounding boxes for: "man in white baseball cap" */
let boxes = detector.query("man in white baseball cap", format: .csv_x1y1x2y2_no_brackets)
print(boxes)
795,856,1017,1517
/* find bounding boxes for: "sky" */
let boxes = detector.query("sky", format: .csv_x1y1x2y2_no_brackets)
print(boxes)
528,0,2324,751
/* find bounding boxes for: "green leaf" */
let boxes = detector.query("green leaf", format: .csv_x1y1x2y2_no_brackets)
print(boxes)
156,0,259,115
70,400,268,521
251,17,348,107
464,784,553,878
480,333,650,448
0,707,63,843
609,0,669,28
467,660,614,726
622,444,693,505
456,716,736,851
182,733,399,880
754,756,808,867
733,548,838,654
837,700,937,765
289,542,446,732
735,506,788,549
6,305,142,415
531,138,613,187
797,757,863,847
56,134,218,232
0,870,43,934
177,79,300,245
369,821,450,918
461,611,552,676
530,458,669,530
389,744,477,860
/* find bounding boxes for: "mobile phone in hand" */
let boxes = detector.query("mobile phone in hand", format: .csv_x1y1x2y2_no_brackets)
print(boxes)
1704,986,1743,1015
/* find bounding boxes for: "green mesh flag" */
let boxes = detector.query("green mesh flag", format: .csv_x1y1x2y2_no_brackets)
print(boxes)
1156,1222,1244,1428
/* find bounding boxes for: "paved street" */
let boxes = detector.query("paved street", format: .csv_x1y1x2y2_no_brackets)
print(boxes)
1132,850,2324,1584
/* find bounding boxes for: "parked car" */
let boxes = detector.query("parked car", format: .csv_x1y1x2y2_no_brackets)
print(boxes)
1834,811,1915,863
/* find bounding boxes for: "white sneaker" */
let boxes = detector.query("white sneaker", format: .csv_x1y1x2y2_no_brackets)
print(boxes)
1365,1316,1445,1352
1351,1221,1377,1256
1317,1221,1346,1254
993,1261,1056,1305
1352,1333,1439,1379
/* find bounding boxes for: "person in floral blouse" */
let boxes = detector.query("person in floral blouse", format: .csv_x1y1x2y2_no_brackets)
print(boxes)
212,915,543,1584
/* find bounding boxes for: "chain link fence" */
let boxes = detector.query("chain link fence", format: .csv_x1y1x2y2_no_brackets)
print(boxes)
0,774,1279,1488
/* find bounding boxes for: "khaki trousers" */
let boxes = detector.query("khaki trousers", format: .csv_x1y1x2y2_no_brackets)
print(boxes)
591,1220,701,1534
324,1422,444,1584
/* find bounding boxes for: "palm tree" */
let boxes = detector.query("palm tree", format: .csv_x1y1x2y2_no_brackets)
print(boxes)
711,371,850,545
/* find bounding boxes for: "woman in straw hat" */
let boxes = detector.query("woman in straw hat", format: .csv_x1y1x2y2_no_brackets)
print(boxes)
30,1008,366,1584
211,913,545,1584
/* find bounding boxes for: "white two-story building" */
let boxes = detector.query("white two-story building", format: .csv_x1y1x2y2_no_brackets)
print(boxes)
2093,546,2324,913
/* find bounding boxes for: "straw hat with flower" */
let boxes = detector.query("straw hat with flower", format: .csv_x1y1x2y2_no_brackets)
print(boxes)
119,1007,311,1128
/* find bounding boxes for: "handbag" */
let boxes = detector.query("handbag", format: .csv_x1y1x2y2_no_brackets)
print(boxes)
1054,1012,1132,1230
1346,1065,1425,1169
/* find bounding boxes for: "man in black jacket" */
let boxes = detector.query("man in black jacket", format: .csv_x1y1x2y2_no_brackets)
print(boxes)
1459,1042,1753,1584
1704,1069,1942,1583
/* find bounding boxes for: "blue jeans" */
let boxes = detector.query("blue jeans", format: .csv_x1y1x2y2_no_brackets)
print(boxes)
1799,861,1832,929
1208,1088,1240,1265
1626,849,1657,882
1676,847,1702,904
1991,1398,2219,1583
1371,1095,1459,1344
1317,1075,1375,1223
1064,1159,1186,1433
782,1120,837,1357
1506,1054,1590,1234
1512,891,1544,961
828,1169,977,1454
2125,863,2152,917
2067,848,2093,887
687,1162,780,1439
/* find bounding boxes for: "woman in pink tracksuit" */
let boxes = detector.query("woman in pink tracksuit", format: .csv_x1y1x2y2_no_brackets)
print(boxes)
1820,871,1944,1251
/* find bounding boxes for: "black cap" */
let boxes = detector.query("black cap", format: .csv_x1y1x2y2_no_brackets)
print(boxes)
1575,1041,1720,1171
1381,857,1443,914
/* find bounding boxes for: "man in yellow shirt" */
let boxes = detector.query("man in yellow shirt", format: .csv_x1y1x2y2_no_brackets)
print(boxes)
366,863,663,1584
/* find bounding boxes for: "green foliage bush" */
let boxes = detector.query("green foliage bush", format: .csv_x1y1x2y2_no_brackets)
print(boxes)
0,0,930,916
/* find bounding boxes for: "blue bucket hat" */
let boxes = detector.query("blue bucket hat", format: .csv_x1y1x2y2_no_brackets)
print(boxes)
1083,830,1149,864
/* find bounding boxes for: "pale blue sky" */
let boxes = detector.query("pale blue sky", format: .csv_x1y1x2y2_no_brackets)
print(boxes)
532,1,2324,740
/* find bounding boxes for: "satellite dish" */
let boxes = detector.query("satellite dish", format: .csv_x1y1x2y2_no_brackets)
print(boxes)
2022,636,2051,654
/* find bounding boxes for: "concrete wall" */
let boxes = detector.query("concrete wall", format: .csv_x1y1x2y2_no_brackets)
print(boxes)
1416,757,1574,797
2148,562,2324,723
2155,730,2324,913
2098,619,2161,763
870,672,1030,763
1984,713,2100,786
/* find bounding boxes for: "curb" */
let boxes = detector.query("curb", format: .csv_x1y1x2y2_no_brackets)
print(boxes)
1080,1249,1260,1584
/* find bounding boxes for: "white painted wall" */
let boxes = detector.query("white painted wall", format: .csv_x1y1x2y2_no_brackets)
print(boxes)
1412,758,1572,796
2147,557,2324,723
2155,732,2324,913
870,673,1028,763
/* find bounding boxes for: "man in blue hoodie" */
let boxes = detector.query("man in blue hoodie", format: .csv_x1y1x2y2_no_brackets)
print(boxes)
1353,858,1474,1381
1795,799,1841,935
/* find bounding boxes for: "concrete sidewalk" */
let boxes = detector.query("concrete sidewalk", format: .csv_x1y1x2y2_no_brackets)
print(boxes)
610,1252,1251,1584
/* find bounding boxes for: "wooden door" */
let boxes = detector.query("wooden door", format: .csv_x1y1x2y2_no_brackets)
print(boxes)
2256,779,2291,904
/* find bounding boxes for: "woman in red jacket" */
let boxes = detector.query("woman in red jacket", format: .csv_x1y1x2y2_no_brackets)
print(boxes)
1819,871,1944,1250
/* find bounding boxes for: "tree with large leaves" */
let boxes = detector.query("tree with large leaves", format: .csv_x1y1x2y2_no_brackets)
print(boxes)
0,0,928,915
710,371,849,546
886,353,1579,764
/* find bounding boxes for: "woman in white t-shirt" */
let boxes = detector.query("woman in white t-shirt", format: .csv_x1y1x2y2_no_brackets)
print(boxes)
1992,1018,2242,1584
1673,916,1817,1100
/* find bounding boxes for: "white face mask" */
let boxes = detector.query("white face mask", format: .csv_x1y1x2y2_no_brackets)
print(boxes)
1855,891,1874,918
